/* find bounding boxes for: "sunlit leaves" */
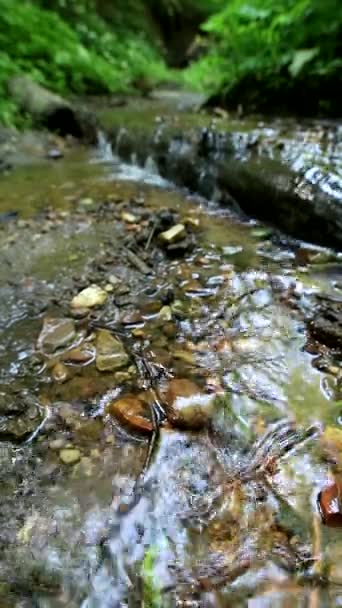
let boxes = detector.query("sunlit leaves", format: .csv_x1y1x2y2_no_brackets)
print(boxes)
289,47,319,77
185,0,342,110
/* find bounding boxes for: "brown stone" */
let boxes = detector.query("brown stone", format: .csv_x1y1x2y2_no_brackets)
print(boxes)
106,394,153,434
161,378,215,430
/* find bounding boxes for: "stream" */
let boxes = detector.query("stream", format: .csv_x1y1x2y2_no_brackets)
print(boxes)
0,127,341,608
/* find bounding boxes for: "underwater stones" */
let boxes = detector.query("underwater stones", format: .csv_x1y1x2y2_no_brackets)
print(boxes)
51,362,69,383
37,317,76,354
106,394,153,434
161,378,215,430
0,401,42,442
59,448,81,465
95,329,129,372
71,284,108,309
62,344,95,365
321,426,342,469
318,480,342,527
308,295,342,351
121,211,137,224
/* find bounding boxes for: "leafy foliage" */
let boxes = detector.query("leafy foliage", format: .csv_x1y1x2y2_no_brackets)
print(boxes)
1,0,341,124
185,0,342,113
0,0,168,125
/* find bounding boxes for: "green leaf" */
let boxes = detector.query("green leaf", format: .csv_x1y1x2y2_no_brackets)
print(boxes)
288,48,319,77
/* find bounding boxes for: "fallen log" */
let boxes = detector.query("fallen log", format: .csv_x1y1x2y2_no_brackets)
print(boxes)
7,75,97,142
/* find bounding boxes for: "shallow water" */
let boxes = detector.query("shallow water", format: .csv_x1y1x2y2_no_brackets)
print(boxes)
0,141,341,608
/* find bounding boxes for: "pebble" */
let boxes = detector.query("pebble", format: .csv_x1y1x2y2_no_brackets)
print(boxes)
106,394,153,433
108,274,121,286
318,481,342,527
158,305,172,321
71,285,108,308
96,329,129,371
121,211,137,223
59,448,81,464
49,438,66,450
222,245,243,256
63,344,95,365
37,317,76,354
159,224,186,244
161,378,215,430
51,362,69,383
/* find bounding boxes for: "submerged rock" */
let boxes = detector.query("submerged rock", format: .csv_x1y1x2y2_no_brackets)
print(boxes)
37,317,76,354
51,362,69,383
321,426,342,469
160,378,215,430
307,295,342,351
106,394,153,433
62,343,95,365
59,448,81,465
0,392,42,442
96,329,129,372
318,480,342,527
71,284,108,309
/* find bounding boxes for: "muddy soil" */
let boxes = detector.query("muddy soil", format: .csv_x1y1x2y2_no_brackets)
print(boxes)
0,140,341,608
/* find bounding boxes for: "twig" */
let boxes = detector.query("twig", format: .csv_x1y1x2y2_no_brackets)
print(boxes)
145,220,157,251
126,248,152,275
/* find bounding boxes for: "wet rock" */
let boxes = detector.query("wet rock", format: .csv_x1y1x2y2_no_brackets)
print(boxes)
37,317,76,354
70,306,89,319
121,211,137,223
96,329,129,372
307,295,342,351
106,394,153,433
158,305,172,322
141,301,163,316
59,448,81,465
108,274,121,286
0,391,25,416
75,419,103,443
160,378,215,430
184,215,201,229
51,362,69,383
0,395,42,442
121,312,144,326
159,224,186,244
318,480,342,527
163,321,177,338
49,438,66,450
62,344,95,365
321,426,342,469
58,403,82,429
222,245,243,256
71,284,108,309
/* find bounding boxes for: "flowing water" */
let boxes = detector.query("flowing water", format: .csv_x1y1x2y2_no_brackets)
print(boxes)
0,134,341,608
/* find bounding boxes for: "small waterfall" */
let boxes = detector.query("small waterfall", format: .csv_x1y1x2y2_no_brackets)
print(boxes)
95,129,169,187
114,127,128,157
96,130,115,162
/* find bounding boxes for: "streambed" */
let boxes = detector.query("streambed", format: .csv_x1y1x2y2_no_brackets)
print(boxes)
0,134,341,607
